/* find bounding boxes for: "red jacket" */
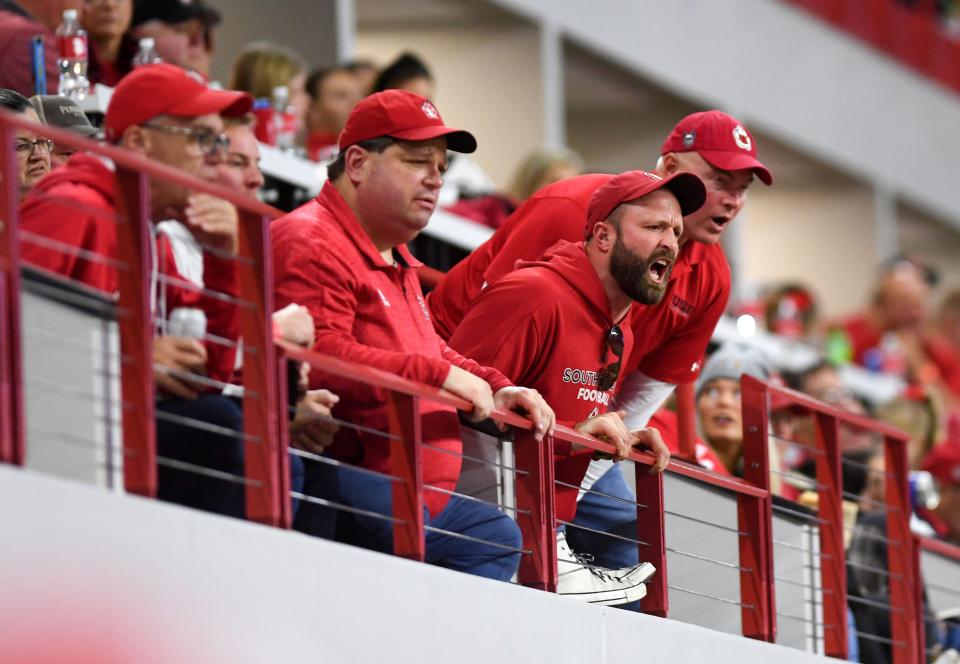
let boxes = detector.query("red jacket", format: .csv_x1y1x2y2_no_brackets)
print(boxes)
0,4,58,97
18,153,240,387
427,174,730,385
448,240,633,521
271,182,513,516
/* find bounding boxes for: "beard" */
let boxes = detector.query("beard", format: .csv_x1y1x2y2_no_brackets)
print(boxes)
609,235,673,305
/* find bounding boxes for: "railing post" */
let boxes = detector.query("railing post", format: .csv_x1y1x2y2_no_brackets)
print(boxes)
386,391,425,561
884,433,920,664
0,124,24,466
739,375,775,642
813,411,849,658
675,381,697,461
275,351,293,530
636,466,667,616
237,210,282,526
113,167,156,497
514,429,556,592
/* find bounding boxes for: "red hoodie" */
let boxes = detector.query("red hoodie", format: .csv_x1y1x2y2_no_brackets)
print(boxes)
427,173,730,385
448,240,634,522
18,153,240,387
271,182,513,516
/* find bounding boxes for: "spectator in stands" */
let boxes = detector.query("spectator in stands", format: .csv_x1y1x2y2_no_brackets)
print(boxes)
213,113,264,197
271,90,556,581
935,287,960,357
832,259,960,399
1,88,51,197
695,343,775,475
229,42,309,118
428,110,772,568
875,387,946,469
508,147,584,203
82,0,136,87
131,0,220,77
450,170,698,605
303,65,360,162
372,51,434,99
344,58,378,96
29,94,98,167
919,442,960,545
0,0,65,96
17,64,267,518
762,282,819,342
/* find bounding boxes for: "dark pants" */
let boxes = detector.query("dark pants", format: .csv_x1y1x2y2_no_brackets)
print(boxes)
156,394,304,519
295,460,521,581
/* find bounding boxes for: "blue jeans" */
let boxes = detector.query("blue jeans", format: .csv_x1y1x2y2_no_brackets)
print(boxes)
156,394,304,519
295,460,521,581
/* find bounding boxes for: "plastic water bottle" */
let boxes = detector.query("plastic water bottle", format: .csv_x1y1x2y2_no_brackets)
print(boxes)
132,37,162,67
272,85,297,151
56,9,89,99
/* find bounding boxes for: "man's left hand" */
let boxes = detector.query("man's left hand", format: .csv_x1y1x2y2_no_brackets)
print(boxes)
493,386,556,442
631,426,671,474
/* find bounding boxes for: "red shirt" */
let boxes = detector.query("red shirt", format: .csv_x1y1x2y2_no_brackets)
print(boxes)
271,182,513,516
428,173,731,384
0,6,58,97
448,240,633,522
18,153,240,386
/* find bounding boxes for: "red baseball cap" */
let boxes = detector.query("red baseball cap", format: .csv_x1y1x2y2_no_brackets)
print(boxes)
104,64,252,142
923,443,960,487
661,110,772,186
585,170,707,239
338,90,477,153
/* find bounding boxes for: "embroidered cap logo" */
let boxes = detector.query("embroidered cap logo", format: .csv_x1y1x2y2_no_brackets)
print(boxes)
421,101,439,120
732,125,752,151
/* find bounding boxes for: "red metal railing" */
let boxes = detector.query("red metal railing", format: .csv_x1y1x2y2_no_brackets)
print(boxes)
741,374,920,663
0,108,945,658
785,0,960,95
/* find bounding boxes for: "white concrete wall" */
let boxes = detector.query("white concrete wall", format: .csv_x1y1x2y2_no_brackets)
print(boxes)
0,464,837,664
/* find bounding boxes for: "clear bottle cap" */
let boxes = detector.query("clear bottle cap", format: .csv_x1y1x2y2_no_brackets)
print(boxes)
63,9,78,20
139,37,155,50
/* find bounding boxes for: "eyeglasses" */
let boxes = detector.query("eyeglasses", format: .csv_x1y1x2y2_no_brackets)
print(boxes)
15,137,54,155
142,122,230,158
597,324,624,392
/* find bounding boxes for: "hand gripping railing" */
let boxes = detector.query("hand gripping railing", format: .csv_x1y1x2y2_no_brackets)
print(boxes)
740,374,920,663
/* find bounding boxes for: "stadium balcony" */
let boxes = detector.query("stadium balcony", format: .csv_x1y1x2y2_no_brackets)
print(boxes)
1,107,956,663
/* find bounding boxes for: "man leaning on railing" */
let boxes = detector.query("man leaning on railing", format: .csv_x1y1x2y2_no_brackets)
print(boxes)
271,90,556,581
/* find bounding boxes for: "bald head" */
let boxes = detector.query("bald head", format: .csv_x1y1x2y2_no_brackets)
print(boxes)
874,264,930,331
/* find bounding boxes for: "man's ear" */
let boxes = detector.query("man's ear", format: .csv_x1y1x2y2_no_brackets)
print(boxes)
661,152,680,175
120,125,149,155
343,145,370,185
592,220,616,252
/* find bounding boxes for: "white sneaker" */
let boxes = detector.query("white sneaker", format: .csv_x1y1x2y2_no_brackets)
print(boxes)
556,531,655,607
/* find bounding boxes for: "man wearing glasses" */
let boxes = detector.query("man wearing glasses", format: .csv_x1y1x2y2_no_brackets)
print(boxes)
0,88,51,198
19,64,264,518
448,170,704,605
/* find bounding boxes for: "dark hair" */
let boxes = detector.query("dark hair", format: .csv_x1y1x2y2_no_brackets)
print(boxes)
373,52,432,93
0,88,31,113
327,136,397,181
306,66,349,100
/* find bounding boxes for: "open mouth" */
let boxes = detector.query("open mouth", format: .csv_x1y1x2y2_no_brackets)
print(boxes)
709,216,731,232
712,414,736,427
647,257,673,284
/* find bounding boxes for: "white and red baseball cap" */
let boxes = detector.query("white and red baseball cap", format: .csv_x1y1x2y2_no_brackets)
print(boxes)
661,110,772,186
585,170,706,239
338,90,476,153
104,64,252,142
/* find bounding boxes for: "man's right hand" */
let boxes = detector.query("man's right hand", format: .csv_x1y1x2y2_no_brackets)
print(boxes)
154,336,208,399
442,365,495,421
273,303,314,347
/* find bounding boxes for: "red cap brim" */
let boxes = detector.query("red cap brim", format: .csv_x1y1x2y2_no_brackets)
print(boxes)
387,126,477,153
699,150,773,185
167,88,252,120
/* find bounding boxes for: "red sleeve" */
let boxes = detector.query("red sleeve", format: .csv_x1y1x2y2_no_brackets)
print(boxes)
272,229,452,388
482,197,588,286
639,265,731,384
19,184,116,292
438,340,513,393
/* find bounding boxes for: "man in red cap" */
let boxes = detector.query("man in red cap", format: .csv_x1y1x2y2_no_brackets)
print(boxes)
19,63,267,518
449,170,703,605
921,443,960,545
271,90,555,581
433,110,772,580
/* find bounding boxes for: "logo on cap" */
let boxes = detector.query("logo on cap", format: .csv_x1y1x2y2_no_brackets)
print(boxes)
421,101,439,120
683,131,696,148
732,125,752,151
